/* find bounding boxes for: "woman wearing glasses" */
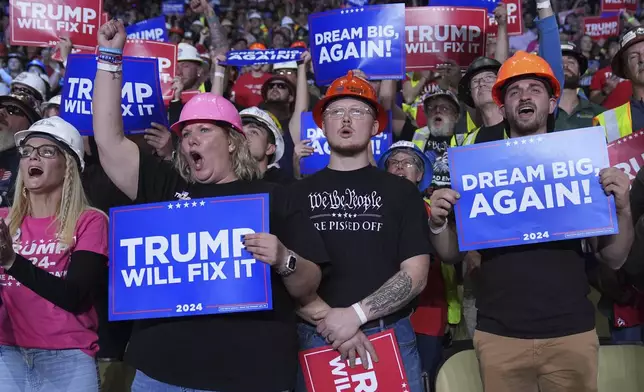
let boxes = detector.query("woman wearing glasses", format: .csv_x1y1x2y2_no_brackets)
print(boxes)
0,116,108,391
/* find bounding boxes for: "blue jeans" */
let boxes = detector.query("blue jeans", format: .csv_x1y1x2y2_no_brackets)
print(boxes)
296,316,423,392
0,345,99,391
611,325,644,345
416,334,444,392
131,370,290,392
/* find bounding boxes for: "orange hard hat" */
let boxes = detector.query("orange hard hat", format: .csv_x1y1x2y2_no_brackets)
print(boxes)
312,71,388,133
491,50,560,107
249,43,267,50
291,41,307,49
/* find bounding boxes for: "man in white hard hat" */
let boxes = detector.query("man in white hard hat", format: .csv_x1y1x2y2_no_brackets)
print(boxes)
42,95,61,119
176,43,205,93
10,72,47,106
240,107,291,184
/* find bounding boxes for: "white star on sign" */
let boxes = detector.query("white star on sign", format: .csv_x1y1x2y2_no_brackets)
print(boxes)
184,202,189,208
618,140,622,144
402,383,407,388
506,141,511,146
629,135,633,140
199,200,206,206
168,204,173,209
635,133,639,138
175,203,181,208
513,141,519,145
529,138,535,143
192,201,197,207
537,137,543,142
16,282,20,287
521,140,527,144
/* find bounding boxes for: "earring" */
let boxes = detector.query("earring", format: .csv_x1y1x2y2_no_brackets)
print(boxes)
22,187,26,197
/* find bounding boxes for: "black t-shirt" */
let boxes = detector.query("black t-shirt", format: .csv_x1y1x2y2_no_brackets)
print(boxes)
424,136,451,189
289,166,431,308
473,130,595,339
263,166,293,185
124,151,328,392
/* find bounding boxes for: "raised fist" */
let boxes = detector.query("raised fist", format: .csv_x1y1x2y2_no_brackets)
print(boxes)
98,20,127,51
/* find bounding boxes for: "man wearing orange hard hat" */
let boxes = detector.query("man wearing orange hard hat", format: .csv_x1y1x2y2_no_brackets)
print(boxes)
428,50,633,392
291,71,431,392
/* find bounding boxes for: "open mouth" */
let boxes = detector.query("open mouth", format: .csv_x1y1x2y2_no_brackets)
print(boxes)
517,105,535,119
28,167,43,177
432,116,443,127
339,127,353,138
190,152,204,171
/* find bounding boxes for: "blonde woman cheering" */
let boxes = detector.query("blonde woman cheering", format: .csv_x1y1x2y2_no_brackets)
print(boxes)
0,116,108,391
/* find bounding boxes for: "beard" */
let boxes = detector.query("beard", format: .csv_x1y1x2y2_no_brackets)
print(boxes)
506,106,549,136
564,74,580,89
429,118,456,138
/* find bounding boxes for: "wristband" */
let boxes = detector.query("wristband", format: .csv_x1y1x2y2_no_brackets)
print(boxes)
98,46,123,55
430,219,448,235
98,53,123,64
536,0,550,9
97,62,122,73
352,303,368,325
214,71,225,78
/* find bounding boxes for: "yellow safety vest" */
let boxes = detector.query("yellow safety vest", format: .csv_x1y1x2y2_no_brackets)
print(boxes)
592,102,633,142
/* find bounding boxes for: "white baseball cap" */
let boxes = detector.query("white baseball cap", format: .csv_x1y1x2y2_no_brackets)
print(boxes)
44,95,61,106
11,72,47,101
281,16,294,26
15,116,85,171
248,11,262,20
177,43,204,64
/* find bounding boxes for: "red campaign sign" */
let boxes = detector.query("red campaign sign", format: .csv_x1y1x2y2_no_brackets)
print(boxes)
405,7,487,71
10,0,104,50
607,130,644,184
601,0,637,13
486,0,523,37
123,40,177,100
102,12,109,25
299,329,410,392
583,16,620,40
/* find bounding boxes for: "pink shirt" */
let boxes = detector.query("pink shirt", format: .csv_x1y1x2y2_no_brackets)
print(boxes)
0,209,108,356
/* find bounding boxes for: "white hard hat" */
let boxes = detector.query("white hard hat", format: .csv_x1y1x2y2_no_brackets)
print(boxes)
273,61,298,70
45,95,62,106
248,11,262,20
11,72,47,101
240,107,284,164
177,43,204,64
14,116,85,171
281,16,294,26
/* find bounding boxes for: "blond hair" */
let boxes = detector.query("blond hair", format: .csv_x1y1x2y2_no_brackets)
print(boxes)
174,126,262,183
9,152,105,246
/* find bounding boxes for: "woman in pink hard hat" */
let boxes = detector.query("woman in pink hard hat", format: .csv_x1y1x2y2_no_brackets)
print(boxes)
91,20,329,392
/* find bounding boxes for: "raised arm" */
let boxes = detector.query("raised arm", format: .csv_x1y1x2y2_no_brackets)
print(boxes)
92,20,141,201
289,52,312,142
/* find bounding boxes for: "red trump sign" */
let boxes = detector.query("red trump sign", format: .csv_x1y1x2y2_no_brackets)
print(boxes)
123,40,178,100
10,0,103,50
299,330,409,392
405,7,487,70
601,0,637,13
487,0,523,36
583,16,620,40
608,130,644,184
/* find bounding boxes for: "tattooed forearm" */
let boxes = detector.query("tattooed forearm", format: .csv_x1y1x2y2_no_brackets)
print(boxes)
206,13,229,52
361,271,425,320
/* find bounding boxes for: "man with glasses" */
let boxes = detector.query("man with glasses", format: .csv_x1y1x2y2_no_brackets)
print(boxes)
291,71,431,392
412,90,460,192
0,90,41,207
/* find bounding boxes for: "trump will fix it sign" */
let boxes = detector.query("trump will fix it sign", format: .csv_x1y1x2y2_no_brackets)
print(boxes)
298,329,409,392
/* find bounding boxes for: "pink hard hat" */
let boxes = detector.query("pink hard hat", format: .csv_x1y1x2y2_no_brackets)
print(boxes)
170,93,243,136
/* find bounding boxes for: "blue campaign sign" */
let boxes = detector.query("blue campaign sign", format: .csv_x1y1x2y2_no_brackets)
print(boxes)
220,48,304,66
448,127,619,251
162,0,185,15
126,16,168,42
60,54,168,136
108,194,273,321
299,111,392,175
428,0,498,12
308,4,405,85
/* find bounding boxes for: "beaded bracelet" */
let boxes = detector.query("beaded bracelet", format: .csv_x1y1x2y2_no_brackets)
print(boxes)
98,46,123,55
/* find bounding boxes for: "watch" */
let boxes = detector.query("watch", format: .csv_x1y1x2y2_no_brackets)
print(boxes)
278,251,297,277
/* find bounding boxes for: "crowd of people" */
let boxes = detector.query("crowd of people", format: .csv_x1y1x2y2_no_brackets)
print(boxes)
0,0,643,391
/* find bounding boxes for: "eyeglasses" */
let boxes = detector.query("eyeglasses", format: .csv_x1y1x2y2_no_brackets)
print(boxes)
470,75,497,88
269,83,288,90
18,144,60,159
323,107,373,119
275,69,296,76
386,158,417,169
1,105,26,117
11,86,36,97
